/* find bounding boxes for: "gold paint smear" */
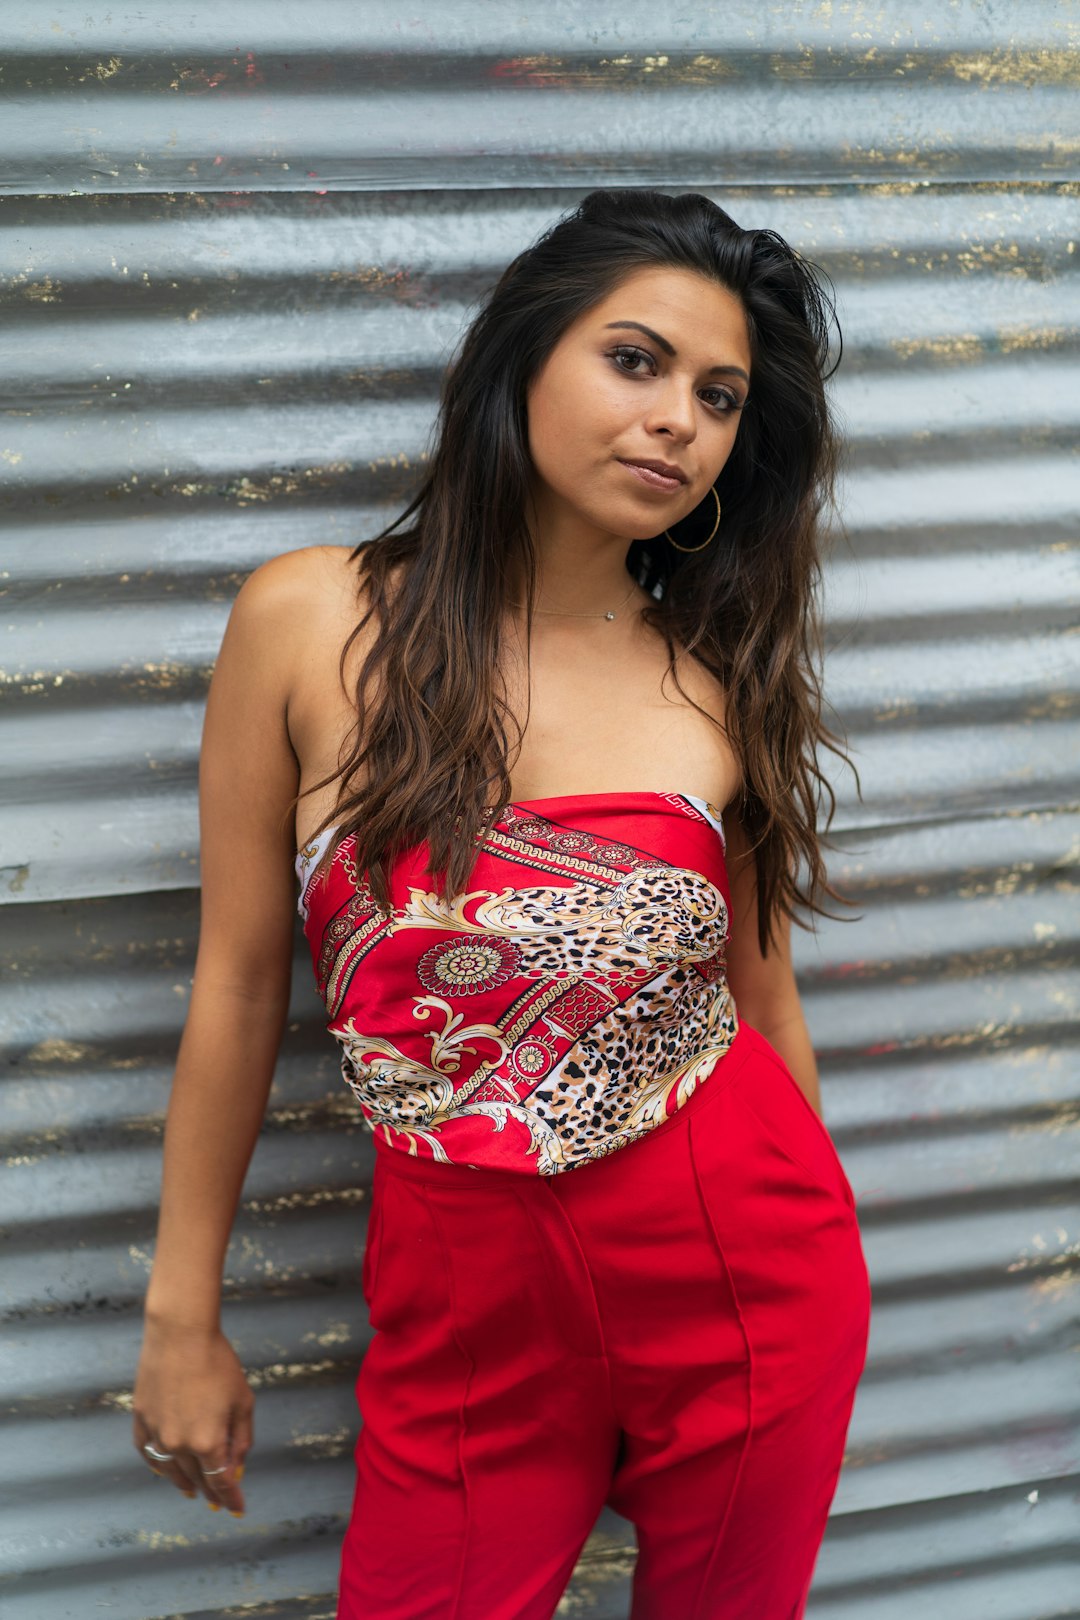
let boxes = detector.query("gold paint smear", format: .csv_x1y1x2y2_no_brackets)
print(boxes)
999,325,1072,354
498,51,717,88
23,277,60,303
326,265,411,291
956,866,1036,901
135,1529,196,1550
79,56,123,83
890,334,985,363
1007,1233,1080,1273
26,1038,93,1064
4,864,29,896
923,1024,1021,1052
946,49,1080,88
873,699,919,722
137,658,202,692
286,1425,352,1459
1008,1104,1080,1141
244,1185,367,1216
890,327,1072,363
1031,1272,1080,1297
99,1389,135,1412
247,1357,339,1389
304,1321,353,1348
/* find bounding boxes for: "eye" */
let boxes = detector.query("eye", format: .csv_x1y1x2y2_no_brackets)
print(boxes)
701,384,743,414
610,344,652,376
608,346,743,415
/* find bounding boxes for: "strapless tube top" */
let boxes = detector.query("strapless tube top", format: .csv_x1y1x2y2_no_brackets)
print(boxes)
295,790,739,1175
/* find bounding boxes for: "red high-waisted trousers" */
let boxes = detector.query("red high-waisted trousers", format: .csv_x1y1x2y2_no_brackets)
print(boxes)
337,1020,872,1619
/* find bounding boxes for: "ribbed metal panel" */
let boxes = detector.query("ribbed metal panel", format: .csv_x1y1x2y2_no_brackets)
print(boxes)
2,5,1078,1616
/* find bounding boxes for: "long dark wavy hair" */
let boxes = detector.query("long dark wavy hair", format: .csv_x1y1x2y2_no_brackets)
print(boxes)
286,187,860,955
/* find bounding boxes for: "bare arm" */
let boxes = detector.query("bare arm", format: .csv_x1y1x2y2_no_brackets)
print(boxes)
722,801,822,1116
133,551,309,1514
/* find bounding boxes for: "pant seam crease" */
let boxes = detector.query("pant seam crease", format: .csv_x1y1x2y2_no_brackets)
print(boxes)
541,1187,620,1427
418,1183,477,1620
685,1112,757,1620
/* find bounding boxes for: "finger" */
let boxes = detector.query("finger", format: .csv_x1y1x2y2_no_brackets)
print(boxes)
226,1397,254,1510
144,1427,206,1501
172,1449,209,1501
194,1446,244,1516
160,1459,199,1499
133,1423,198,1500
173,1423,238,1508
197,1399,253,1516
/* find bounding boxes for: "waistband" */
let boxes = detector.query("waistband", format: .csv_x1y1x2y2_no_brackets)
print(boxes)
372,1015,758,1190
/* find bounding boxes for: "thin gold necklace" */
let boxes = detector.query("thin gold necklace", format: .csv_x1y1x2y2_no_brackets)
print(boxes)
515,580,640,622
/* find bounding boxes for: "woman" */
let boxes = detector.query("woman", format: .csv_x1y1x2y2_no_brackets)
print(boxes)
133,188,871,1619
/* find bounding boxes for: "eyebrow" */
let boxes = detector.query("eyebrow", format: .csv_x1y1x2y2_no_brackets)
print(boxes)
602,320,750,384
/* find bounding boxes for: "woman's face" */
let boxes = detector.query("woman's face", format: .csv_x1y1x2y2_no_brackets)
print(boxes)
524,264,753,541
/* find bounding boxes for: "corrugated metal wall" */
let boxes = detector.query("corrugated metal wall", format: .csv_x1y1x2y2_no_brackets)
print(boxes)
2,4,1078,1616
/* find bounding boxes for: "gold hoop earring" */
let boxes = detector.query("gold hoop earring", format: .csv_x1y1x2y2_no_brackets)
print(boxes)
664,484,721,553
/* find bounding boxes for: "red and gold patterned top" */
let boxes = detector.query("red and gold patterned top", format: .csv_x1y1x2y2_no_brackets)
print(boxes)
295,790,738,1176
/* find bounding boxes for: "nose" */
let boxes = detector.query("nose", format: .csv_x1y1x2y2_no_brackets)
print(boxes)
644,379,697,440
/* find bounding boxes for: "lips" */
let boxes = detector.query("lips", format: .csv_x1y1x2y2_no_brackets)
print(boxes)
618,457,688,484
618,459,687,494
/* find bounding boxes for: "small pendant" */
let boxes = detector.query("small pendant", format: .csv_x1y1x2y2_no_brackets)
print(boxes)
605,610,615,620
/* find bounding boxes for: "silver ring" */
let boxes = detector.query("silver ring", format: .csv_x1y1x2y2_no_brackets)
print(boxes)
143,1442,175,1462
201,1465,229,1475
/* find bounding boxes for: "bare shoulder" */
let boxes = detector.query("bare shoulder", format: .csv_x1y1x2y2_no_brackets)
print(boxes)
194,550,359,998
194,544,398,996
236,544,370,688
238,543,362,631
199,545,364,848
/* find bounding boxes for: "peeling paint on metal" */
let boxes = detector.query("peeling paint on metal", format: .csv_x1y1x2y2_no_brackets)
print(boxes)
2,6,1078,1619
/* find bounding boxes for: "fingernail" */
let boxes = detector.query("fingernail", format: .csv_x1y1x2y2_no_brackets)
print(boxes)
235,1465,245,1481
182,1490,197,1499
208,1501,221,1512
229,1510,245,1519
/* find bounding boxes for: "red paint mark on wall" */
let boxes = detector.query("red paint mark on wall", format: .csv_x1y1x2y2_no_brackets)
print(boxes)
489,58,558,85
